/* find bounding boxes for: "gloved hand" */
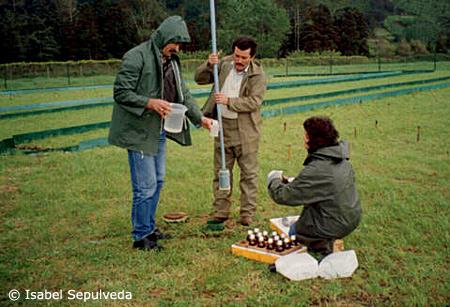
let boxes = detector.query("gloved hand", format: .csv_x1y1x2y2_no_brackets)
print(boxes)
282,175,296,184
267,170,283,187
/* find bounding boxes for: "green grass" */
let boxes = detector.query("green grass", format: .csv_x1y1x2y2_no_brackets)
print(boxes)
0,87,113,108
0,106,112,140
1,75,116,90
1,81,449,305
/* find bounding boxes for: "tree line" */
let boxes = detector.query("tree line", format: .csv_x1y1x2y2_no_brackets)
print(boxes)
0,0,449,64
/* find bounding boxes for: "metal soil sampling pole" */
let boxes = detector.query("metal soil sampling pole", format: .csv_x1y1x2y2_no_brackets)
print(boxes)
209,0,230,191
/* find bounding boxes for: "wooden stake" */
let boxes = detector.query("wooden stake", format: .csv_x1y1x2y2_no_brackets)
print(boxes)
354,127,357,138
283,122,287,132
416,126,420,142
375,120,378,129
287,144,292,160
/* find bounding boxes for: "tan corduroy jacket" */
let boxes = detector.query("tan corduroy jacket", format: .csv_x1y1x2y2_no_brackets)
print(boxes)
195,55,267,153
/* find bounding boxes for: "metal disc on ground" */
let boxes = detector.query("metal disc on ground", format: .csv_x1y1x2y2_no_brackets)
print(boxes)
163,212,189,223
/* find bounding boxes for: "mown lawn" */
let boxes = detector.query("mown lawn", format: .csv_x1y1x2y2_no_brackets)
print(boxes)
1,83,449,305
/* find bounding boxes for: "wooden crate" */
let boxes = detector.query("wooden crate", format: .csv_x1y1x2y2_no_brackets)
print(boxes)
231,240,307,264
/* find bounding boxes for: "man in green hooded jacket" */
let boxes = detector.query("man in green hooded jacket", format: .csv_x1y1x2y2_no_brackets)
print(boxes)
267,116,361,257
109,16,212,251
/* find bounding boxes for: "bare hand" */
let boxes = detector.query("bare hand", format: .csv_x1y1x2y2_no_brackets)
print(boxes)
201,116,213,131
208,53,219,66
214,92,229,105
146,99,172,118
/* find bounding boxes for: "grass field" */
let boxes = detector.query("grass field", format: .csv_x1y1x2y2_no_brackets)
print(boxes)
1,68,449,305
2,60,450,91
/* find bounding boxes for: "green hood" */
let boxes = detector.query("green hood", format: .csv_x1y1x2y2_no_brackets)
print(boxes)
306,140,350,164
151,15,191,49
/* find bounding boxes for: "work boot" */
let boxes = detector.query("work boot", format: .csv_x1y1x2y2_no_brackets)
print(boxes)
238,216,252,227
132,233,164,251
153,228,172,240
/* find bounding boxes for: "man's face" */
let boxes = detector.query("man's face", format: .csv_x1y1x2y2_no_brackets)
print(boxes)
233,47,253,72
162,43,180,59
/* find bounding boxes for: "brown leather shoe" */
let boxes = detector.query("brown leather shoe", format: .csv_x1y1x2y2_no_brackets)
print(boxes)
239,216,252,226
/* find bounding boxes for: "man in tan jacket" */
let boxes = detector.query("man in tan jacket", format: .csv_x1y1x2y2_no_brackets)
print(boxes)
195,36,267,227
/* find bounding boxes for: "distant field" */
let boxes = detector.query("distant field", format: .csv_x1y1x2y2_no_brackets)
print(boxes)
1,60,450,91
0,70,449,305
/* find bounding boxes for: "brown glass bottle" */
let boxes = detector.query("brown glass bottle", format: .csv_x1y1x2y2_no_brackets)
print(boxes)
248,234,257,246
290,234,298,246
266,238,274,250
246,230,254,243
284,237,291,249
257,236,265,248
275,240,284,252
262,230,269,241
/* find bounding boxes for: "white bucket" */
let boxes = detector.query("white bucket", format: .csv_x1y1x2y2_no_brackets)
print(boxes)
164,103,188,133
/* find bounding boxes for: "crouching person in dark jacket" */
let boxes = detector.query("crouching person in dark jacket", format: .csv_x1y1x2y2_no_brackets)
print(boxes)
267,116,361,257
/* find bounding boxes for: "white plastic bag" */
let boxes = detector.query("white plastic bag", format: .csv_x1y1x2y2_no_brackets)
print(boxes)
318,250,358,279
275,252,318,281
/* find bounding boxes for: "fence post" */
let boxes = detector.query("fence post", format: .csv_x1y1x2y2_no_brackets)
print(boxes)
377,54,381,72
66,63,71,85
285,58,288,77
329,53,333,74
3,66,7,89
433,50,437,72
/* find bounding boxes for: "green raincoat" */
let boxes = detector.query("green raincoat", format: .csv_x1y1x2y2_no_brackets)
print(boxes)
268,141,362,240
108,16,203,155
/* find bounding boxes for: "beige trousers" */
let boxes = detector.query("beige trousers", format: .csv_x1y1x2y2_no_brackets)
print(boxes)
212,119,258,219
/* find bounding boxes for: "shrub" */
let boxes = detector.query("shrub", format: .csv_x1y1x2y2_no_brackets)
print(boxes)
397,39,413,56
410,40,429,55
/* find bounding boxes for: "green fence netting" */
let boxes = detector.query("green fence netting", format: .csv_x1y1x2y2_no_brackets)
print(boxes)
2,80,449,155
1,70,431,120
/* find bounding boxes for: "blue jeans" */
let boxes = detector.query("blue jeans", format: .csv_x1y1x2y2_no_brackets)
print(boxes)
289,223,297,236
127,133,166,241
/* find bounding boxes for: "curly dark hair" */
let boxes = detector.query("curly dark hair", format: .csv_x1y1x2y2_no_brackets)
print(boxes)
303,116,339,152
232,36,257,57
